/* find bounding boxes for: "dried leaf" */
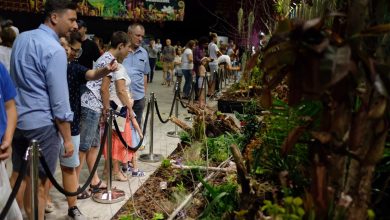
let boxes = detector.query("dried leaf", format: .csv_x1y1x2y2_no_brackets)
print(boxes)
281,126,306,156
260,86,272,109
311,131,332,144
320,46,352,88
368,96,387,119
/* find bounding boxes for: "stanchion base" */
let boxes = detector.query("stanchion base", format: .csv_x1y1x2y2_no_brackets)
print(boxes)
92,188,125,204
167,131,180,138
184,116,193,122
139,153,163,162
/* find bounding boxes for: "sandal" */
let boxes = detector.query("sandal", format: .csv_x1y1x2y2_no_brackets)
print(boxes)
77,187,91,200
131,170,145,177
45,201,55,213
89,180,107,194
113,171,128,182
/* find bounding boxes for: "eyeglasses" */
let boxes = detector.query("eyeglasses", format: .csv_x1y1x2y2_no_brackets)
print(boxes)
70,46,83,58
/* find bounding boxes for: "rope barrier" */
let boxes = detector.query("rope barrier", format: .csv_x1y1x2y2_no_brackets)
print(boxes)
155,87,177,124
0,156,28,219
39,122,109,197
113,100,151,152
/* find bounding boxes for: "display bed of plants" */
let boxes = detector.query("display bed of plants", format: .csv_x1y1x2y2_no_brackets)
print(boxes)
113,131,241,220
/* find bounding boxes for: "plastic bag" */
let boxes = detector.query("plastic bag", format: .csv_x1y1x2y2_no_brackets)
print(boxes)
0,160,23,220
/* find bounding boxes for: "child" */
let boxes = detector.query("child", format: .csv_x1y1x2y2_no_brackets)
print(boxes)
173,47,182,88
198,57,209,108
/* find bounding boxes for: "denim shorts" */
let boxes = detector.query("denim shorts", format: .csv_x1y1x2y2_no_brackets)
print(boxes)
59,135,80,168
79,107,101,152
12,125,61,178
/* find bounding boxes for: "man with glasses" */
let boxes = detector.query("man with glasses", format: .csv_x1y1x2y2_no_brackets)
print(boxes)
10,0,77,219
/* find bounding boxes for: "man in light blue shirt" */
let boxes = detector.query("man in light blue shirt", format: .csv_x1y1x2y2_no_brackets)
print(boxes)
9,0,78,219
123,23,150,127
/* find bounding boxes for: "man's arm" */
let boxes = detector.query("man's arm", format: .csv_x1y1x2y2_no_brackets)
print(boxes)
46,50,74,157
0,99,17,160
144,75,148,94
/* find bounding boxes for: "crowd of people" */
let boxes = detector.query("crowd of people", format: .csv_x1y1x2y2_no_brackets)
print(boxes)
0,0,243,219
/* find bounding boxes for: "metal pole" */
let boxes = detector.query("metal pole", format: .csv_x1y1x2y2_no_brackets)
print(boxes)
29,140,39,220
140,93,163,162
107,110,113,194
167,81,180,138
93,110,125,203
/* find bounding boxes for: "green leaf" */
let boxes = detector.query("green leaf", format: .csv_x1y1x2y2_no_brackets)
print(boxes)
293,197,303,206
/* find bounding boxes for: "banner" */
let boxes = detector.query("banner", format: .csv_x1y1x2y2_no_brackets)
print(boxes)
0,0,185,22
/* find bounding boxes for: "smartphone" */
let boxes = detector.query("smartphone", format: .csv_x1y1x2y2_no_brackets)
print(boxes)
110,59,116,65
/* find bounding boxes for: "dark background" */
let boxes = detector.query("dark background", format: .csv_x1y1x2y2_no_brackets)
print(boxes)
0,0,237,44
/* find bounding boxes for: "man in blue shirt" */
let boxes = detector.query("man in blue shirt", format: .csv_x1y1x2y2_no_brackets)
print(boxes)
123,23,150,127
9,0,78,219
0,63,17,161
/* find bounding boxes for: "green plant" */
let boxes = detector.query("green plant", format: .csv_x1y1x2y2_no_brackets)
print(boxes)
199,178,239,219
176,181,186,194
203,134,239,162
161,158,171,168
261,197,305,220
179,131,191,144
152,212,164,220
119,214,142,220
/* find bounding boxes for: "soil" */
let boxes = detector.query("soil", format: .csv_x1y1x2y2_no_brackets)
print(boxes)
112,142,228,219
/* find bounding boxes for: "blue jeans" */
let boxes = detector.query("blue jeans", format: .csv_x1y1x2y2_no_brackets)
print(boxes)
79,107,101,152
182,69,192,97
133,98,145,128
148,58,156,82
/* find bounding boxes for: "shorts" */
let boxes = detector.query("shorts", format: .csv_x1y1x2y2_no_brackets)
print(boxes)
79,107,101,152
198,76,205,89
12,125,61,179
163,62,174,72
59,135,80,168
208,64,218,81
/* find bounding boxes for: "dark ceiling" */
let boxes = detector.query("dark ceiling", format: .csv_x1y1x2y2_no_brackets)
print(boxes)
0,0,236,44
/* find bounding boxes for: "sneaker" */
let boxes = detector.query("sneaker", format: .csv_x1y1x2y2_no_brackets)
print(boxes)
68,206,87,220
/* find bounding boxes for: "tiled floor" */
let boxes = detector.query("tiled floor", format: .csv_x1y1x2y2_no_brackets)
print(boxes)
46,70,190,219
5,69,222,219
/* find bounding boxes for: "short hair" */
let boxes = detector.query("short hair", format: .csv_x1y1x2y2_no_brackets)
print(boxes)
127,23,144,34
209,33,217,41
110,31,129,48
77,20,87,28
44,0,77,19
0,26,16,47
68,31,82,45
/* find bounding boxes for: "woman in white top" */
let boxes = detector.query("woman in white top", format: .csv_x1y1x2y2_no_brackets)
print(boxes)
181,40,195,98
102,63,143,181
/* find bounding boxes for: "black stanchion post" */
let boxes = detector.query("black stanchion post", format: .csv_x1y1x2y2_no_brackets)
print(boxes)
167,81,180,138
140,93,163,162
93,110,125,203
29,140,39,220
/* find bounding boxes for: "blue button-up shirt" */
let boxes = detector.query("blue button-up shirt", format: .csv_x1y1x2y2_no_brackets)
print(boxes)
123,46,150,101
10,24,73,130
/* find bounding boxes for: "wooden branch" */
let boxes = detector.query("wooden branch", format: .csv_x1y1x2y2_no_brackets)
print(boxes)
170,116,192,133
171,164,236,173
230,144,251,194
